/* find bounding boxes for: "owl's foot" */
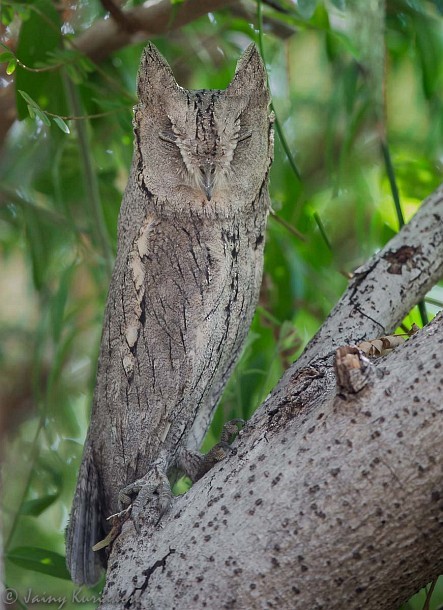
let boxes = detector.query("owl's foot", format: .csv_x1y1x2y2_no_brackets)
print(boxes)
118,462,172,532
179,418,245,483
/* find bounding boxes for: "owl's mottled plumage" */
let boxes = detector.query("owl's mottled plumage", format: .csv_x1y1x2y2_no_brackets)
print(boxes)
66,42,273,585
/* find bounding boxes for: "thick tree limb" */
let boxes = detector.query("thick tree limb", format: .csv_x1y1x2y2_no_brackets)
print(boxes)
98,188,443,608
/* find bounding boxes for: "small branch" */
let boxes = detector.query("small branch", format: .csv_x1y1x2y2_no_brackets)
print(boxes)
270,209,306,241
43,108,128,121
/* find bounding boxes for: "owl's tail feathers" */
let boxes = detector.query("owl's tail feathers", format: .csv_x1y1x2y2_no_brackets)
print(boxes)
65,442,104,586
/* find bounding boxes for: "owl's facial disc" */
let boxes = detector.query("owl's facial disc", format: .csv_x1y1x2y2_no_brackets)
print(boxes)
136,42,271,211
159,90,236,202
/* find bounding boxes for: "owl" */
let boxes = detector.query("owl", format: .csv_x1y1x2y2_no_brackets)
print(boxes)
66,41,273,585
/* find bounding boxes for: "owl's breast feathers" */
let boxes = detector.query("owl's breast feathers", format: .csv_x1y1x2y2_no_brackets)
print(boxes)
92,202,267,513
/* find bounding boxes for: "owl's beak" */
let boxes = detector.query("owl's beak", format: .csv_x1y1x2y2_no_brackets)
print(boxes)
200,165,215,201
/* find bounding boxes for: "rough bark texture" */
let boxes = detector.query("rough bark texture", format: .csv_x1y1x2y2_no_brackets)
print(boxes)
98,184,443,609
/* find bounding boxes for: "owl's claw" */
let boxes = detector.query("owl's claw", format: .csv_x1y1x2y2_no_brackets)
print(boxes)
118,465,172,532
180,418,245,483
220,418,245,444
116,419,245,530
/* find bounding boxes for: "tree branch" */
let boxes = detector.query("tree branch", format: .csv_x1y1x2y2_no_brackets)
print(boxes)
98,186,443,608
282,183,443,375
74,0,237,62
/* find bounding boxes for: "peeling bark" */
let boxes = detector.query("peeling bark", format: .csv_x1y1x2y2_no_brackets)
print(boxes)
96,188,443,608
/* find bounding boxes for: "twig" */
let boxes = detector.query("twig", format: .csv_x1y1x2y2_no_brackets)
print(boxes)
270,209,306,241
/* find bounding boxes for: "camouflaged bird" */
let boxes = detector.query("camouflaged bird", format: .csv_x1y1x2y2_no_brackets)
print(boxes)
66,42,274,585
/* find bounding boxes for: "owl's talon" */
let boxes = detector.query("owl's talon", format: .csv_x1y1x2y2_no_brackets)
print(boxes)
180,417,245,483
118,467,172,531
220,418,245,444
118,479,144,509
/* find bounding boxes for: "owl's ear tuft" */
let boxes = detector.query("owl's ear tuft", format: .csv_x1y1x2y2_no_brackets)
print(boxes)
137,42,179,102
227,43,268,99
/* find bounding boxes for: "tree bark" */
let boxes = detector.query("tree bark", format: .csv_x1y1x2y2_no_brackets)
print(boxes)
97,186,443,609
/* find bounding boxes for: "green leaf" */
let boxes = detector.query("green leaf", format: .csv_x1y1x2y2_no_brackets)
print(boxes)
34,107,51,127
78,55,94,73
6,59,16,75
20,494,59,516
27,104,36,119
53,116,70,134
18,89,38,107
0,51,14,62
7,547,71,580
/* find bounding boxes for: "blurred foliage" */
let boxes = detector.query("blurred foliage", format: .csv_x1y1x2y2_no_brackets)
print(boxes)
0,0,442,608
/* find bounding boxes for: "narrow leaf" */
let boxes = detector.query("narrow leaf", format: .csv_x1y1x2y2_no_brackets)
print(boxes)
53,116,70,134
15,0,67,120
296,0,318,19
20,494,59,516
7,547,71,580
34,107,51,127
18,89,38,107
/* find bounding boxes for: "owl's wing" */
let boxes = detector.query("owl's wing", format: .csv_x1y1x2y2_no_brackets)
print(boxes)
90,213,220,509
91,193,267,513
65,440,104,586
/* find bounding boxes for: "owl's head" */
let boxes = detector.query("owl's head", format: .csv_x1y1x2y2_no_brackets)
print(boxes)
135,42,273,215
